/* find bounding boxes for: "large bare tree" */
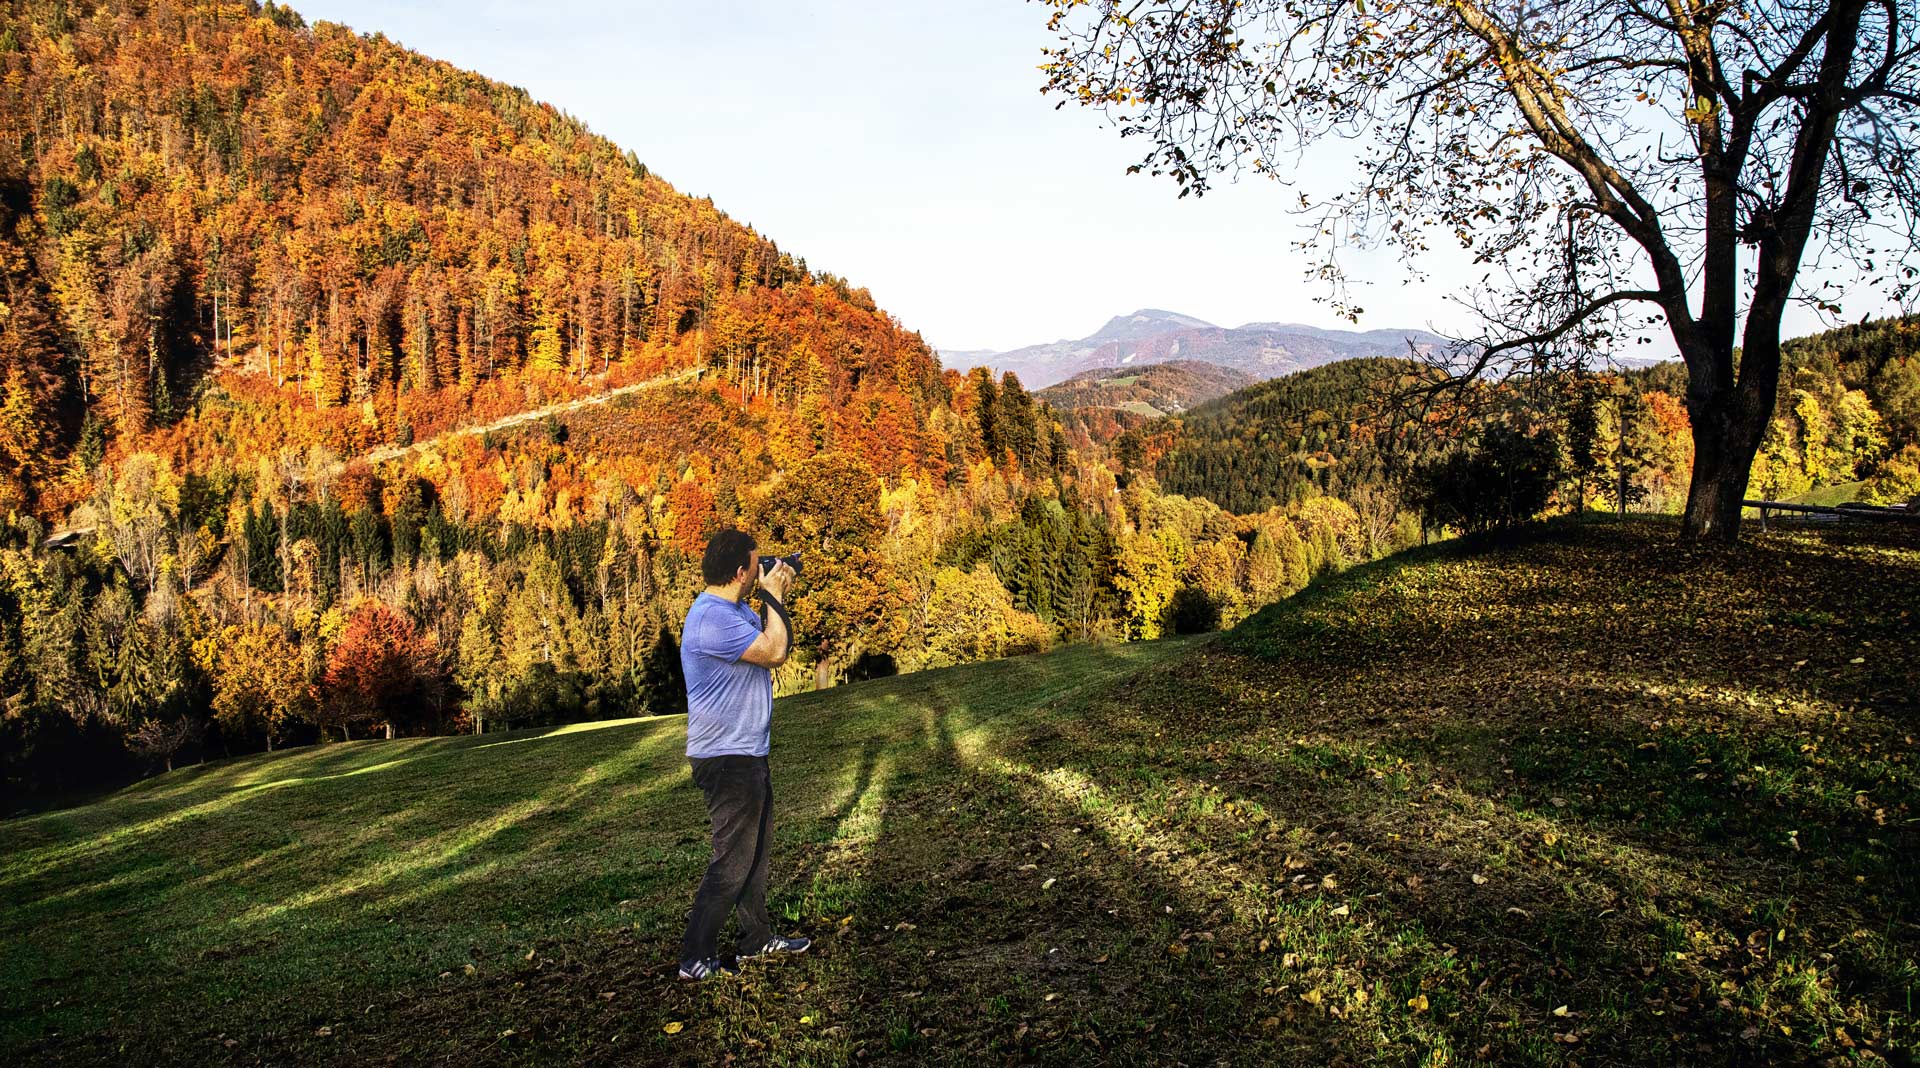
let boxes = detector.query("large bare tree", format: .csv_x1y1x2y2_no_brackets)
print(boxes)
1041,0,1919,540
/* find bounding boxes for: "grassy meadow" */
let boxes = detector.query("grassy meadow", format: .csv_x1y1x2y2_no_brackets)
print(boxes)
3,518,1915,1066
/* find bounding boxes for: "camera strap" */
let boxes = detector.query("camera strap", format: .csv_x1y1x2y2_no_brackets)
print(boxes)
757,593,794,659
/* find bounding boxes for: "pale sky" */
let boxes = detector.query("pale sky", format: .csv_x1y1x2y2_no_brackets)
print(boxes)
292,0,1873,356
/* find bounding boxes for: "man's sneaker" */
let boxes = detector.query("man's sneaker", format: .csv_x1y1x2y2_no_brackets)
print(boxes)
740,935,811,960
677,956,738,981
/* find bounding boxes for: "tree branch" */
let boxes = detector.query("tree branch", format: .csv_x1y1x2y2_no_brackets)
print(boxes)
1447,0,1697,333
1477,289,1665,362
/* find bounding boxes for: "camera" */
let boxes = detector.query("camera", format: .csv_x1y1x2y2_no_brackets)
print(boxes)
758,552,803,578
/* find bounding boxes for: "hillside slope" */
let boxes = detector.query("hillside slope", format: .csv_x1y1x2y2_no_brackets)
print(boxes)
4,520,1916,1066
1133,356,1439,512
0,0,1041,801
1037,360,1254,418
0,0,945,515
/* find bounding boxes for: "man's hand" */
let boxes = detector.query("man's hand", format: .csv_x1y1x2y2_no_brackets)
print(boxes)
759,559,795,603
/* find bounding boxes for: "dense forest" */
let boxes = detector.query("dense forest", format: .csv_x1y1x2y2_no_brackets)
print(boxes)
0,0,960,515
1126,358,1442,515
1745,318,1920,502
1604,317,1920,506
1039,360,1253,419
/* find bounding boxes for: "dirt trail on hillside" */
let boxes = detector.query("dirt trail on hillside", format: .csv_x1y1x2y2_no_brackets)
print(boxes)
46,366,704,546
359,365,702,465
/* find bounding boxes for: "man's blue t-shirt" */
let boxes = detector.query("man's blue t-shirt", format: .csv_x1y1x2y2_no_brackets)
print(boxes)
681,592,773,758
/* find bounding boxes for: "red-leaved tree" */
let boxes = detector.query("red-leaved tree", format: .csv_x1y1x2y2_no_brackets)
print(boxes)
321,600,446,741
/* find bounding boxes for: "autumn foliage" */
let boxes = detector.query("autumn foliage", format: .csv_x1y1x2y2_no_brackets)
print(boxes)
320,600,443,740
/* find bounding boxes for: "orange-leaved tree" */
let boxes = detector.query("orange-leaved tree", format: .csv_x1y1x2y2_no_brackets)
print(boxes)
321,600,445,741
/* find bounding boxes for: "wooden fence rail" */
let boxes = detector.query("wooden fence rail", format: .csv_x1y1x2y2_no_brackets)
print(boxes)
1744,499,1920,530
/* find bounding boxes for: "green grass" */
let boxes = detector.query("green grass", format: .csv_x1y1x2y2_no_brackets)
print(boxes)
1783,480,1868,506
4,518,1916,1066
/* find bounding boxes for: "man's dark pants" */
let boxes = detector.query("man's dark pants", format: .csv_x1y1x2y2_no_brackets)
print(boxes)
680,754,773,963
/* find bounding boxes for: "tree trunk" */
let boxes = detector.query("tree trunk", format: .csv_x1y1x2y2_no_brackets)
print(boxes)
1676,3,1854,542
1680,380,1767,543
385,721,394,740
342,724,352,742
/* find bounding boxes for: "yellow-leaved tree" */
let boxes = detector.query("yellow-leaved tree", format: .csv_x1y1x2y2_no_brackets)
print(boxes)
210,622,316,751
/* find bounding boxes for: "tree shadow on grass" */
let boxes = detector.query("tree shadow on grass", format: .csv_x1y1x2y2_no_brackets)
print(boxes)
1,719,696,1060
254,639,1218,1067
1022,609,1917,1066
0,721,671,919
83,608,1906,1067
7,644,1195,1065
3,728,608,886
609,520,1919,1067
640,637,1299,1068
120,719,641,802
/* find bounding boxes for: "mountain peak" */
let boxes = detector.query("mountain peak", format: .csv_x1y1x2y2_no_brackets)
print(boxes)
1090,309,1216,342
950,311,1457,387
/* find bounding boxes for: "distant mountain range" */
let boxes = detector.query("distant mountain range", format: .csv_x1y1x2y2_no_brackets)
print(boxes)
943,309,1455,389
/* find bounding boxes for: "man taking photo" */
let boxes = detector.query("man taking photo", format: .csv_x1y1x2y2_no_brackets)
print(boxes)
677,528,811,981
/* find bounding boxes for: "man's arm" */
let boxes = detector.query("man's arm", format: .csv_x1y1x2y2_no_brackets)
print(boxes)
738,561,795,668
738,597,789,668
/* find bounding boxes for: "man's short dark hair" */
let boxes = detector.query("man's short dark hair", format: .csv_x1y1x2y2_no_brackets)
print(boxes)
701,529,757,586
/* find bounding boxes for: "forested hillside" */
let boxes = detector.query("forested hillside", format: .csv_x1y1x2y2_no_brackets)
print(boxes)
1040,360,1252,417
1126,358,1436,515
1608,316,1920,506
10,0,1907,811
0,0,956,514
1742,317,1920,502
